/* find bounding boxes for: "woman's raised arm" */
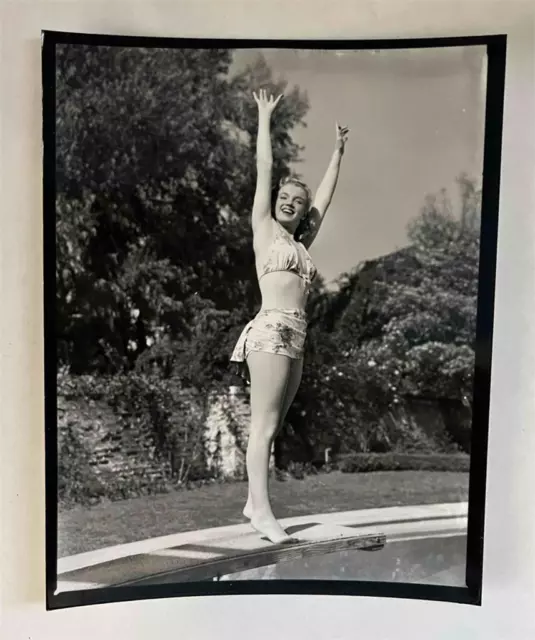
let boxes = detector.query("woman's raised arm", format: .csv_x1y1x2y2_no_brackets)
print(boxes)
251,90,283,235
302,123,349,249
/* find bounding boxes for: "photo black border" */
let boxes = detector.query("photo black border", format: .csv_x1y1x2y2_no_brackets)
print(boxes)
43,30,506,611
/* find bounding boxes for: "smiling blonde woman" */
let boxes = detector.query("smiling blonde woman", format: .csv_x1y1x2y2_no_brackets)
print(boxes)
230,89,349,544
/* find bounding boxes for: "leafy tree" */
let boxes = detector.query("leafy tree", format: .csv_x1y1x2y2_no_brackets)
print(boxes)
279,175,481,462
55,46,309,376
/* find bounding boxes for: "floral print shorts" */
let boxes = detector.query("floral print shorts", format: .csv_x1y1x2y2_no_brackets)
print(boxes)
230,309,308,372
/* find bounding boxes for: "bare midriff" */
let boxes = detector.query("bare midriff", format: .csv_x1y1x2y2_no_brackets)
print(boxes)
258,271,309,311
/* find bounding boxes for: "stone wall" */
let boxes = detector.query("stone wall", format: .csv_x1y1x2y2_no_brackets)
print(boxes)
57,385,261,489
58,382,465,493
204,385,274,478
57,394,170,488
377,396,470,453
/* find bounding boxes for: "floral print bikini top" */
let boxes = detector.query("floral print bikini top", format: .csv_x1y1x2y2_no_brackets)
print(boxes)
257,222,317,288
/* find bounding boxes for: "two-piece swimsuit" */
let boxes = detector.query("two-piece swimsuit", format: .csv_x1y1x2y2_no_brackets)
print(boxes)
230,221,317,374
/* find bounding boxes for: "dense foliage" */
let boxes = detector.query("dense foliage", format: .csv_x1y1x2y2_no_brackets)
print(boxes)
280,175,480,462
56,46,309,377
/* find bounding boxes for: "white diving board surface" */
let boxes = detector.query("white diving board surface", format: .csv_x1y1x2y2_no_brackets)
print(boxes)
115,525,387,586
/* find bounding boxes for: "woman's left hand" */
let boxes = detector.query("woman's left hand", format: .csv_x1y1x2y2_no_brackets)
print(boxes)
335,122,350,154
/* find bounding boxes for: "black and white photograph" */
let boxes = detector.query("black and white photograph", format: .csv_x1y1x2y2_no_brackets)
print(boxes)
43,32,505,608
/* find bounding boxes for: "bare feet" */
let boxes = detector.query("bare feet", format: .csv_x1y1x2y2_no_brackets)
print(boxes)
243,499,253,520
243,492,294,544
250,512,295,545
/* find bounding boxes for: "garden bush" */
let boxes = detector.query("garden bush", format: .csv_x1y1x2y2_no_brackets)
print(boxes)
336,452,470,474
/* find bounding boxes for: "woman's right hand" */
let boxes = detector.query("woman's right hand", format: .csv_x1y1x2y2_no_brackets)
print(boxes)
253,89,283,117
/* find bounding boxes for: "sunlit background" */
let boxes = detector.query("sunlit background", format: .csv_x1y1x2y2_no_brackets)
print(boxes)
233,46,487,283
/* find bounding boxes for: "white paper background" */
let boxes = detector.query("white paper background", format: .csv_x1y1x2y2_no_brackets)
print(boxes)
1,1,534,638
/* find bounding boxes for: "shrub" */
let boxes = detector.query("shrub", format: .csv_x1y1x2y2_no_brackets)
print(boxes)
284,460,319,480
336,452,470,474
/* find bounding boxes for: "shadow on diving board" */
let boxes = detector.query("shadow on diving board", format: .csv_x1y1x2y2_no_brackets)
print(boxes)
117,528,386,586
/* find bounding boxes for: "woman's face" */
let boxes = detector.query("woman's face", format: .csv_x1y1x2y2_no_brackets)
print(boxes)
275,183,309,231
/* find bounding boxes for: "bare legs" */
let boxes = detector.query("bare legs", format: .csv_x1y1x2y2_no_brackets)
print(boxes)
242,351,304,543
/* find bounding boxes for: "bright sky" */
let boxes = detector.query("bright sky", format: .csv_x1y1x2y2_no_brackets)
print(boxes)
232,46,487,284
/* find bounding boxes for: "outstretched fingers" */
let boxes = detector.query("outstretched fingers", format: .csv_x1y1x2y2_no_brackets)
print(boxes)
336,123,350,148
253,88,266,103
252,89,284,109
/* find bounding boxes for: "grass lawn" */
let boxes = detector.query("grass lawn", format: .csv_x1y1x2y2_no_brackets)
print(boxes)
58,470,468,557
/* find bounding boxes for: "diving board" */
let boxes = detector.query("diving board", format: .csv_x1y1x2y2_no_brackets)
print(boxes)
57,524,386,590
114,525,386,586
